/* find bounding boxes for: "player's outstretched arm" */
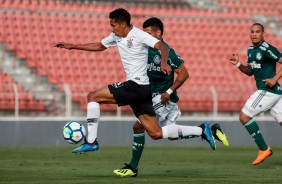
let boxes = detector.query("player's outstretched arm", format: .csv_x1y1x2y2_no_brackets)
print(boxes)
230,53,253,76
55,42,107,52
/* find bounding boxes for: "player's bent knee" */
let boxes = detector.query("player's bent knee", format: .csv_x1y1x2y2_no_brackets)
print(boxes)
147,131,162,140
87,91,97,102
239,112,251,124
133,122,145,132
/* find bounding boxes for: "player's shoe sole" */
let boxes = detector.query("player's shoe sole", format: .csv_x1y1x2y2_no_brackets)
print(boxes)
200,122,216,150
72,140,99,154
211,123,229,147
252,147,273,165
113,164,138,177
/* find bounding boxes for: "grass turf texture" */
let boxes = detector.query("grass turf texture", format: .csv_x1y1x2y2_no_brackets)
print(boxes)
0,146,281,184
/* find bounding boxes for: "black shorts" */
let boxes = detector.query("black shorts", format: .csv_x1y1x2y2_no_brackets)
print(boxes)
108,80,156,118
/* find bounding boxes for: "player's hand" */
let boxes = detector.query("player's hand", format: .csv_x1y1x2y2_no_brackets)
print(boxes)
263,78,276,88
161,63,172,75
55,42,73,49
161,93,170,105
230,54,239,65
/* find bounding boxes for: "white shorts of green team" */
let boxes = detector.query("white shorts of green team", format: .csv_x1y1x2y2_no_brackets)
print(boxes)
152,94,181,127
242,90,282,123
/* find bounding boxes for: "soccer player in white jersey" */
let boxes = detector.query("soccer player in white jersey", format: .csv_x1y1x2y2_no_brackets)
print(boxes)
113,17,229,177
55,8,215,154
230,23,282,165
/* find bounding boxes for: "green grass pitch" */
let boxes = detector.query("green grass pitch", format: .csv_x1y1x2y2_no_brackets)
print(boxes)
0,146,281,184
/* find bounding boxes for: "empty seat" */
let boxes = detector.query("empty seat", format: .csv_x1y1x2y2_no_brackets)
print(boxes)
0,1,281,113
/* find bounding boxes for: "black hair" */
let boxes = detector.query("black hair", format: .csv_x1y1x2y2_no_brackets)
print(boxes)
251,23,264,33
142,17,164,35
109,8,131,26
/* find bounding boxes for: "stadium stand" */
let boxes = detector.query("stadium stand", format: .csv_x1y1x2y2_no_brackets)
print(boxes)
0,0,281,115
0,70,46,111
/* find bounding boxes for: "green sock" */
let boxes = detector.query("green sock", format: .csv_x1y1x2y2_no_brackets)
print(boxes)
129,132,145,170
244,119,268,150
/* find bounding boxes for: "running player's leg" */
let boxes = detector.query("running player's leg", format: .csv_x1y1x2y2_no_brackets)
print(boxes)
113,121,144,177
72,86,116,153
87,87,116,142
157,98,228,146
156,101,215,149
138,114,162,140
74,81,145,154
240,111,268,151
154,97,202,140
241,90,280,165
162,115,228,147
161,119,201,140
115,102,202,177
130,122,145,170
139,114,215,149
159,104,201,140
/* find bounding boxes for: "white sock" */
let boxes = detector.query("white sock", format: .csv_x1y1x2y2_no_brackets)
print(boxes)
86,102,100,144
162,124,202,139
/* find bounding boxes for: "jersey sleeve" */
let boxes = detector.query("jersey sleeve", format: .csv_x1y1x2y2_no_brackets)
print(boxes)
265,45,282,62
168,48,184,70
101,33,117,48
136,29,159,48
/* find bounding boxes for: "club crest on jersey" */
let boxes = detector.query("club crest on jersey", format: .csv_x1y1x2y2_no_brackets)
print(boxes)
256,52,262,60
111,82,123,88
126,38,133,48
153,55,161,65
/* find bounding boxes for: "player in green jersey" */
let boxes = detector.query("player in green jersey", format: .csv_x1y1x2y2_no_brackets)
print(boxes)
113,17,229,177
230,23,282,165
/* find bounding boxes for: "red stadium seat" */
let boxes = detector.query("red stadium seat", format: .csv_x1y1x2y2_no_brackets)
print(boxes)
0,1,281,113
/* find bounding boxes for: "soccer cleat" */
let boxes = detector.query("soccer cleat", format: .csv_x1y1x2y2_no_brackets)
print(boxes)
113,164,138,177
72,139,99,154
211,123,229,147
199,122,216,150
252,147,273,165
